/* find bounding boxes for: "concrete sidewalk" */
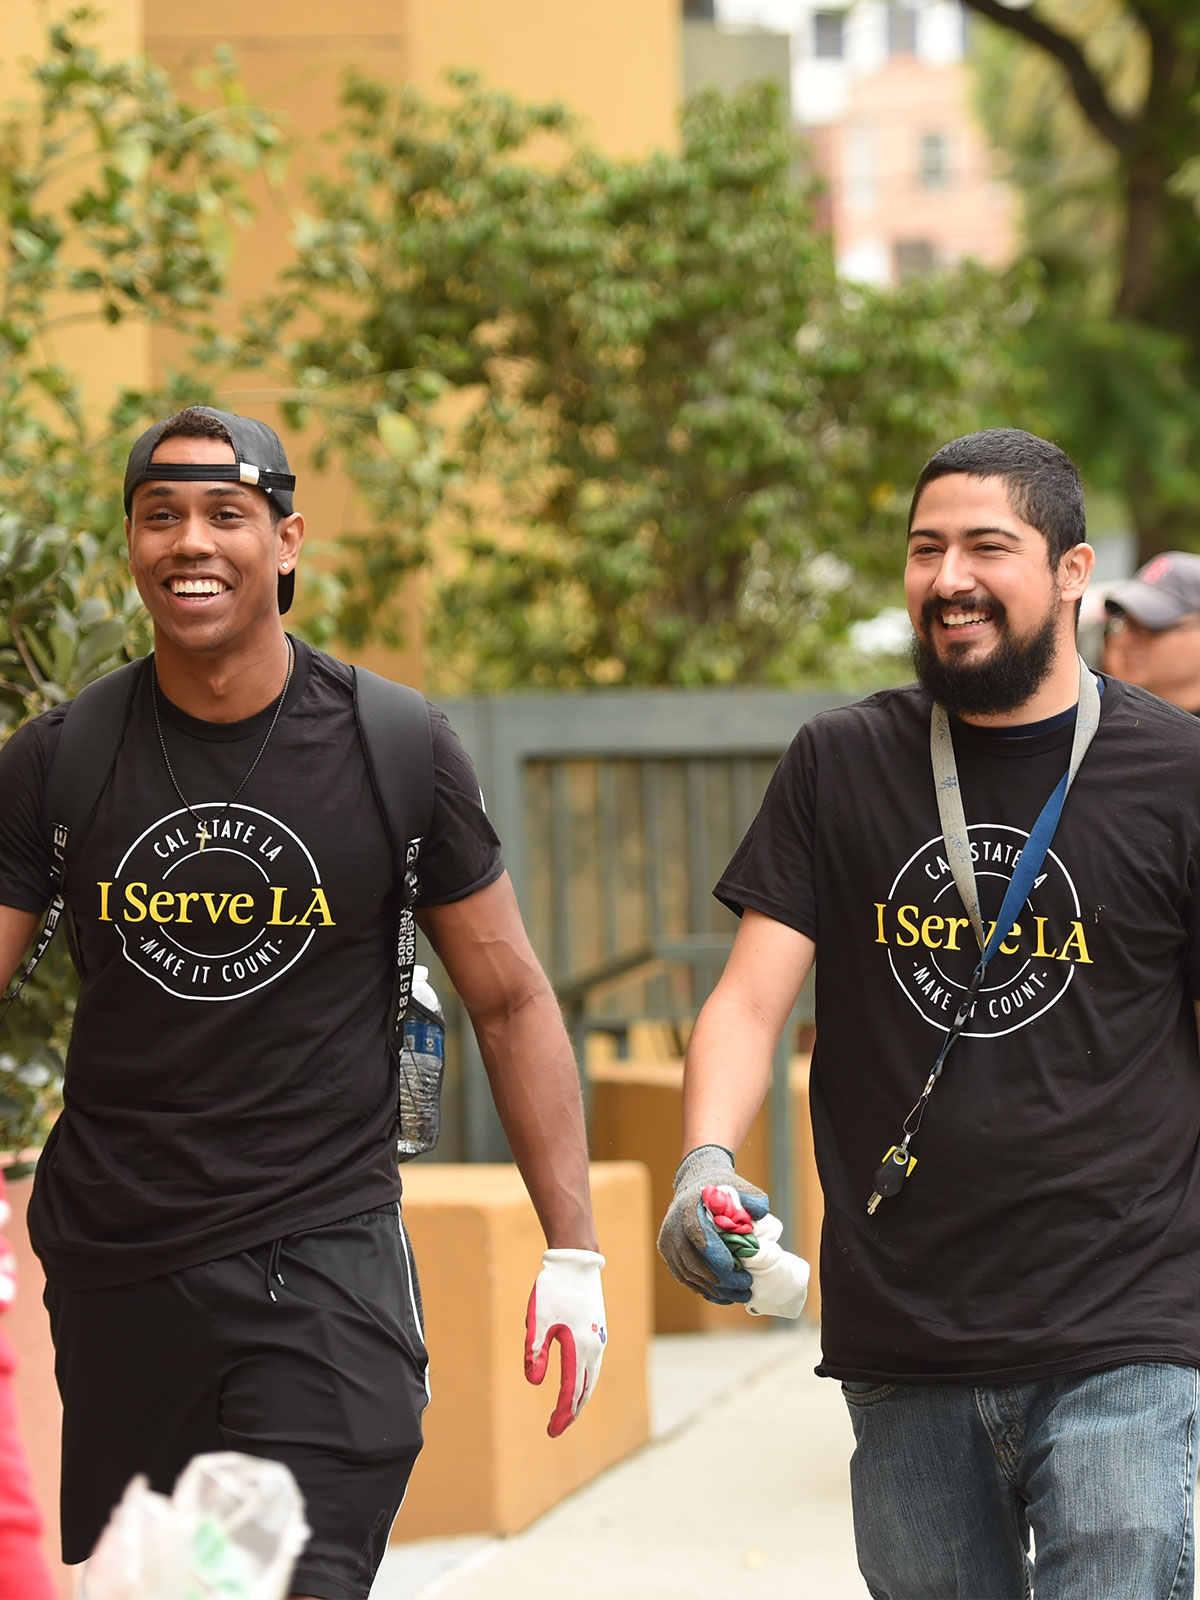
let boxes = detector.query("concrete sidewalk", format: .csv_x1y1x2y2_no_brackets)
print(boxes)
371,1326,868,1600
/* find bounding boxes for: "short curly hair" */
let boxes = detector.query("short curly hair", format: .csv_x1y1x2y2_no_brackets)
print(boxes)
909,429,1085,566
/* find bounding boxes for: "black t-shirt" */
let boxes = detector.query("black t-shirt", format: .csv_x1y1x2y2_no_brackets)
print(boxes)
716,676,1200,1384
0,641,503,1288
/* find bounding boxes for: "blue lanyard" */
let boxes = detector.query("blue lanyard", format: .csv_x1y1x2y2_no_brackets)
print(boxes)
918,660,1101,1112
867,660,1102,1212
931,657,1100,974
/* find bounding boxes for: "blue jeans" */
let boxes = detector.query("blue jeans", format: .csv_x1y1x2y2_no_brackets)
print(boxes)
842,1362,1199,1600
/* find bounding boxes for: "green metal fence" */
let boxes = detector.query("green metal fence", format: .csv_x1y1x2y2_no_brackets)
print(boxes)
422,684,866,1227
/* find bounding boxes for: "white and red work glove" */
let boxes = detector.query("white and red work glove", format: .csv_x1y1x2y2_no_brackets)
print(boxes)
704,1184,809,1319
741,1209,810,1318
524,1248,607,1438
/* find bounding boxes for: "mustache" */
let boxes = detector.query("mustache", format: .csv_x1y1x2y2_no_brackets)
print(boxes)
911,598,1059,717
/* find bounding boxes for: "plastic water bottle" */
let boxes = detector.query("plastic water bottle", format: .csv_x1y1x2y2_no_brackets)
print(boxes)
397,965,444,1160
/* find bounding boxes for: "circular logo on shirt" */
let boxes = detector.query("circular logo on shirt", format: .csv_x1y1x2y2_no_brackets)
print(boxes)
99,804,333,1001
875,824,1090,1039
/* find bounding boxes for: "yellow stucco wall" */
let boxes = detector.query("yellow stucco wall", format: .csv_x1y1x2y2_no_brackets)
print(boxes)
141,0,679,682
3,0,141,85
3,0,152,425
143,1,417,676
405,0,679,156
144,0,409,311
8,0,679,682
145,0,678,156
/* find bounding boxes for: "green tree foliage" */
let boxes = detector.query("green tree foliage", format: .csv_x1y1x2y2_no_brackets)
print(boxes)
258,74,1029,688
0,17,280,1157
966,0,1200,560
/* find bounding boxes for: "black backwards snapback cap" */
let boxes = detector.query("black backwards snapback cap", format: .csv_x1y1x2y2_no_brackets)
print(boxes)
124,407,298,614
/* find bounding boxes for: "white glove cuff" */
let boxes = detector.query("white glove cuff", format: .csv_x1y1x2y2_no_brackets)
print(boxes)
542,1248,606,1270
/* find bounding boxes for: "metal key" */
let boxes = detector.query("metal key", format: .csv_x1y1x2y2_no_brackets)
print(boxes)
867,1145,916,1215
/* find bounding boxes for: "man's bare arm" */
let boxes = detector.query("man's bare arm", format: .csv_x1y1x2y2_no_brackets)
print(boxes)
417,873,598,1251
682,909,816,1157
0,906,40,997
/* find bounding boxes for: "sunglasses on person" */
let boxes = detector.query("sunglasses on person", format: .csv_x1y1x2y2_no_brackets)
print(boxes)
1103,612,1200,641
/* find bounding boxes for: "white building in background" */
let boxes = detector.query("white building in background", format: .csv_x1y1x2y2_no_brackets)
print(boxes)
706,0,1016,286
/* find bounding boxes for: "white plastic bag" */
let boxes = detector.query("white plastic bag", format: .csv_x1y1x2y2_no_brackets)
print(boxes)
81,1452,309,1600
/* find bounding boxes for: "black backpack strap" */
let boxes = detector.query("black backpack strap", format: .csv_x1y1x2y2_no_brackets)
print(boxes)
350,666,435,1043
44,660,148,876
1,659,146,1018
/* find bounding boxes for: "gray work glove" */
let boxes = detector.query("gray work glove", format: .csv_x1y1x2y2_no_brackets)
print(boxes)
657,1144,770,1304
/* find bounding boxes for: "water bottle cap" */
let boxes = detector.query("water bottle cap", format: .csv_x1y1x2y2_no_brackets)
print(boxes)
410,964,442,1018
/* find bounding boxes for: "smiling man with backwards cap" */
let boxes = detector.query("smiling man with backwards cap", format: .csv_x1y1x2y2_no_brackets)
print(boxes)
1103,550,1200,714
0,406,605,1600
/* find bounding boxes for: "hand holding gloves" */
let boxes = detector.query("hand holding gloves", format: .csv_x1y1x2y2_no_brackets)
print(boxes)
657,1144,770,1304
706,1187,809,1318
524,1248,607,1437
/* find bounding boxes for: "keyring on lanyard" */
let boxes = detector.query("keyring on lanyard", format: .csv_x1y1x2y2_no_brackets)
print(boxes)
866,658,1101,1216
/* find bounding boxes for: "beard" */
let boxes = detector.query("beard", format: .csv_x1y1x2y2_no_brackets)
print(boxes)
911,593,1061,718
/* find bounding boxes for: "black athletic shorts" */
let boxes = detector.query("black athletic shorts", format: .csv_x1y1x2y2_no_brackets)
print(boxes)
44,1203,429,1600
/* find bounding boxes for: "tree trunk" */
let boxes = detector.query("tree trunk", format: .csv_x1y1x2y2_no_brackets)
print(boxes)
1115,155,1166,318
1128,454,1193,568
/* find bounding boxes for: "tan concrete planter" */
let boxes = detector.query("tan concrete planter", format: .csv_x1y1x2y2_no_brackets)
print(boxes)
3,1159,655,1573
395,1160,652,1540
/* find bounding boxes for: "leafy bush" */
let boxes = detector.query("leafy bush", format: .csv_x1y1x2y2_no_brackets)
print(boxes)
0,18,280,1156
259,74,1031,688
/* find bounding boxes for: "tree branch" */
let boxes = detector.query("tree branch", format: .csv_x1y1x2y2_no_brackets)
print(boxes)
1136,8,1178,129
9,627,45,692
961,0,1134,151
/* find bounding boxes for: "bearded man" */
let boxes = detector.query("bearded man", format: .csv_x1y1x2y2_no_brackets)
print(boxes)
659,429,1200,1600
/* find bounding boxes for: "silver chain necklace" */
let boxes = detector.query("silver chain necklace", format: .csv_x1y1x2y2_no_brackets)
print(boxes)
151,638,295,852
